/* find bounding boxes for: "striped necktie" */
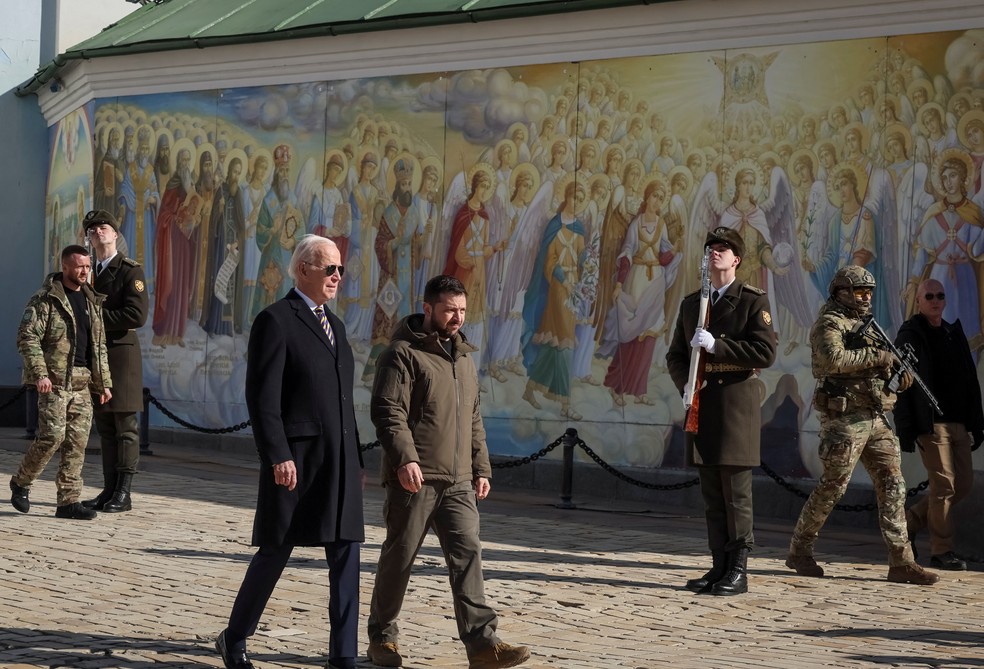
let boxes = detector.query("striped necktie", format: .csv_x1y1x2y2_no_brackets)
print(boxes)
314,306,335,347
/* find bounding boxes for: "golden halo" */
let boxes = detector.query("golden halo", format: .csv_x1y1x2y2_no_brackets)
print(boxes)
787,148,819,184
621,158,645,191
555,173,589,216
827,103,847,124
385,152,423,197
957,110,984,149
196,142,218,178
154,127,174,158
224,148,248,183
537,114,558,137
420,155,444,187
170,137,198,176
881,123,912,161
825,162,868,209
131,109,148,128
115,109,131,125
494,138,518,166
949,92,972,114
547,134,571,162
931,148,975,198
655,132,677,154
684,148,705,168
798,113,818,133
248,148,274,186
639,173,669,206
812,139,839,165
627,113,644,133
135,124,156,153
355,146,381,180
842,122,870,152
465,161,497,203
588,172,613,207
602,143,625,169
916,102,946,137
907,79,935,105
874,94,901,121
774,141,794,157
758,151,781,172
667,165,694,199
324,149,349,183
509,162,540,200
121,121,138,149
507,122,529,144
724,157,766,203
576,138,600,168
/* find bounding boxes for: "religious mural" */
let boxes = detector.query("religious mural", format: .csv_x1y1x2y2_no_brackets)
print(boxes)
43,29,984,479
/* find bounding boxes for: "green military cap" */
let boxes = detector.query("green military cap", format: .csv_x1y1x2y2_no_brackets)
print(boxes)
83,209,119,233
704,226,745,262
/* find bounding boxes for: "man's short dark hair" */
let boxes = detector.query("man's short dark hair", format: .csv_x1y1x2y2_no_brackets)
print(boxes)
424,275,467,304
61,245,88,261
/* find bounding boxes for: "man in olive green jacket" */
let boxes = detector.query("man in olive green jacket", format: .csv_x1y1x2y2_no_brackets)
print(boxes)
366,274,529,669
10,245,112,520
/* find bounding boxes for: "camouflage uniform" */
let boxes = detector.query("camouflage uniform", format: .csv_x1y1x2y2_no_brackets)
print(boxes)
12,273,111,506
788,295,915,567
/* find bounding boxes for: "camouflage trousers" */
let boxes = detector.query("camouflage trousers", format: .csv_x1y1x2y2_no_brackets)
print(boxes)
789,408,915,567
13,370,94,506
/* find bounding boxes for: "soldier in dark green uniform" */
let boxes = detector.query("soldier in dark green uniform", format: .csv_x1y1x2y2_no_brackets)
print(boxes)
786,265,939,585
81,210,149,513
10,245,112,519
667,227,777,596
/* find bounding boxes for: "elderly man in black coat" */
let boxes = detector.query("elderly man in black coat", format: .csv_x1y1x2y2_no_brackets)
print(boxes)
667,227,776,596
216,235,364,669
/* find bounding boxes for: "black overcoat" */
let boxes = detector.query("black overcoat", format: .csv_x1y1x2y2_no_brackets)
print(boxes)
666,280,777,467
93,254,149,412
246,289,364,547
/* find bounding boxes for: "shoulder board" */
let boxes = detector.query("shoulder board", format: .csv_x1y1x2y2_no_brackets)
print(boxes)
743,285,766,295
123,257,140,267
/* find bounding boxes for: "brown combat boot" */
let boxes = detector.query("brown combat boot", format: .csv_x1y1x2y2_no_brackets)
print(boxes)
785,554,824,577
468,641,531,669
887,563,939,585
367,641,402,667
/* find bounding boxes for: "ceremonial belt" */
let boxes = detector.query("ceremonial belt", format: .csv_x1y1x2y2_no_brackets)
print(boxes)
704,362,753,373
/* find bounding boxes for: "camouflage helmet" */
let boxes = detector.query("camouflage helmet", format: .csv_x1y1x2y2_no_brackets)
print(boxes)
828,265,875,296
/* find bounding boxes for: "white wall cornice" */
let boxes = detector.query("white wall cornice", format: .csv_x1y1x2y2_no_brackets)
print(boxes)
35,0,984,124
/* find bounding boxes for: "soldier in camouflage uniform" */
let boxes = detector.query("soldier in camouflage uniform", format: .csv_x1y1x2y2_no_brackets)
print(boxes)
9,245,112,520
786,265,938,585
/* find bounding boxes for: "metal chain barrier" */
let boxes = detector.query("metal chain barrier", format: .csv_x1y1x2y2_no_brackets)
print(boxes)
491,433,566,468
146,392,250,434
574,434,700,491
759,461,929,512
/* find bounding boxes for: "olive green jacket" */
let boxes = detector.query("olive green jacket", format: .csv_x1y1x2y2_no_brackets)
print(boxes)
18,272,112,393
370,313,491,486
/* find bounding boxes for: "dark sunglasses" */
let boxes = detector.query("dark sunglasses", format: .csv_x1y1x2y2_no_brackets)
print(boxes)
924,292,945,301
305,262,345,277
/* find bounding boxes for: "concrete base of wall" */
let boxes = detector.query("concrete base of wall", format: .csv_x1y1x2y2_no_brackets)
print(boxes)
148,426,984,559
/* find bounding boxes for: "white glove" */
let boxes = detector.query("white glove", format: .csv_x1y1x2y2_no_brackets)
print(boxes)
690,328,716,353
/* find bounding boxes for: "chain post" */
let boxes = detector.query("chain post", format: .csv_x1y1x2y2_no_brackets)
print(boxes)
140,387,153,455
557,427,578,509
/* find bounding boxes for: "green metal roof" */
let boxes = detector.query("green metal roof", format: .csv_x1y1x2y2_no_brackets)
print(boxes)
19,0,657,95
69,0,651,52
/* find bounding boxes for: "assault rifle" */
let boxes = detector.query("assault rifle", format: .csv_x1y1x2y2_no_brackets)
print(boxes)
683,246,712,433
853,315,942,416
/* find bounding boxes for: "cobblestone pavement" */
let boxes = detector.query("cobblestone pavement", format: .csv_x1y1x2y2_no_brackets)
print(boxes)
1,429,982,669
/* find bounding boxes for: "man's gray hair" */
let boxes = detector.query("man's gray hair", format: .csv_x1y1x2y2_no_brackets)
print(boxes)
288,235,339,281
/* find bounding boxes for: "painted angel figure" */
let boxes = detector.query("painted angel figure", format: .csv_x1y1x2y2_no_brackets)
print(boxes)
908,149,984,348
690,160,816,352
806,161,903,331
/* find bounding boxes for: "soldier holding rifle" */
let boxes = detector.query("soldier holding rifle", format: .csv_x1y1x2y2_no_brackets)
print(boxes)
667,227,776,596
786,265,939,585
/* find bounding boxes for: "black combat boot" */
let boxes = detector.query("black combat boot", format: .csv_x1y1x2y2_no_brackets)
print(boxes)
55,502,97,520
685,550,727,593
102,473,133,513
82,474,117,510
10,479,30,513
711,547,749,596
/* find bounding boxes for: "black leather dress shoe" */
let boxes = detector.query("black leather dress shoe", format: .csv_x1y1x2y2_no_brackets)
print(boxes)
930,552,967,571
216,630,254,669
